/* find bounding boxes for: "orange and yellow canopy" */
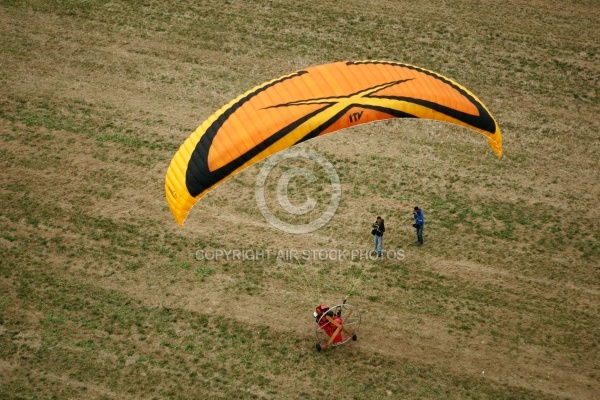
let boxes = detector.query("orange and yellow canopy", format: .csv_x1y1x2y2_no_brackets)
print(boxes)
165,60,502,226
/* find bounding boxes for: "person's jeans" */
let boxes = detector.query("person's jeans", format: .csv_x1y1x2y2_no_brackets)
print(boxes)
373,235,383,255
416,226,424,244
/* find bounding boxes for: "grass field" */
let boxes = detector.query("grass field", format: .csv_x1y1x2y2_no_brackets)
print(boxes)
1,0,599,399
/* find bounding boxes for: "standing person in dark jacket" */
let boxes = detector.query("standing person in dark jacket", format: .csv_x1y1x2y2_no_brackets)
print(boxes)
372,216,385,256
413,206,424,245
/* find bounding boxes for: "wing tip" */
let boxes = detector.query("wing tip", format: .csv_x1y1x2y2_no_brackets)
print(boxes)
487,134,503,158
171,208,187,227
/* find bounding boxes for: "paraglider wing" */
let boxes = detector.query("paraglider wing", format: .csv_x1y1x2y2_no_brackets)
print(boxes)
165,60,502,226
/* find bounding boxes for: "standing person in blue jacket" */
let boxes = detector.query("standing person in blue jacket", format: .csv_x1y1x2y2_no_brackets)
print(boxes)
413,206,424,245
371,216,385,257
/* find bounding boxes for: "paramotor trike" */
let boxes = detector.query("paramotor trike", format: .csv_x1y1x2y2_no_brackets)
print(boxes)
314,303,360,351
